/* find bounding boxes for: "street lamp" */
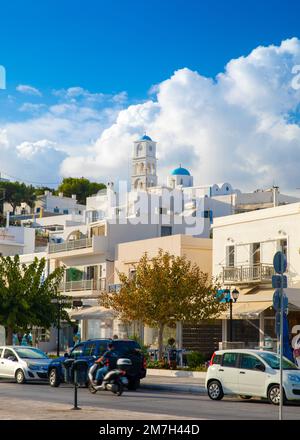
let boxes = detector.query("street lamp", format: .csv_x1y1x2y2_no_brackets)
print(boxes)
224,288,239,342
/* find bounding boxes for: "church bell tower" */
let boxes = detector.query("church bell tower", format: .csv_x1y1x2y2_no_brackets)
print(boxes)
131,134,158,190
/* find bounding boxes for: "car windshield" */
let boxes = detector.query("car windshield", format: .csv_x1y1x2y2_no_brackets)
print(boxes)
14,348,48,359
259,352,298,370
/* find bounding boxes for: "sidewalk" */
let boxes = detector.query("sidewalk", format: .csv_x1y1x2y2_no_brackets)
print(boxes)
141,374,206,395
0,397,196,420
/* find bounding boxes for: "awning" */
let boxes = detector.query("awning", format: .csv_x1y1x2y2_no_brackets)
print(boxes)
69,306,115,320
217,287,300,319
218,301,273,319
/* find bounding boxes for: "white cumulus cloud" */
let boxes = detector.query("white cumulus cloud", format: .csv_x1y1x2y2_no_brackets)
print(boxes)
16,84,42,97
2,38,300,192
61,38,300,192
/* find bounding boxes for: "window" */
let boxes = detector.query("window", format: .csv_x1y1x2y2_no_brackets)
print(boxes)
204,210,213,222
4,349,16,359
227,246,235,267
63,209,69,214
0,348,3,357
280,239,287,259
259,352,298,370
113,340,140,356
54,207,59,213
36,207,41,213
70,343,84,358
86,265,97,280
82,342,97,357
252,243,260,265
222,352,238,368
212,354,222,365
14,348,48,359
161,226,172,237
240,354,264,370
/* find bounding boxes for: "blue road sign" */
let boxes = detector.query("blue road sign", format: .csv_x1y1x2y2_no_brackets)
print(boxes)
273,289,288,313
272,275,287,289
273,251,287,274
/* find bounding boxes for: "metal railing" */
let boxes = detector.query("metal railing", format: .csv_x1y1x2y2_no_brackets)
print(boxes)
222,263,275,284
49,237,93,253
60,278,106,292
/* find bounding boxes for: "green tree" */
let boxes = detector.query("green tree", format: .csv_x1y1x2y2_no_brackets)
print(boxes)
0,181,36,214
0,255,67,344
100,250,226,359
57,177,106,205
34,186,53,197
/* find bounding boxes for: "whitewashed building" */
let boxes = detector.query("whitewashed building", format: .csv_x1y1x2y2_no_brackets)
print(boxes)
213,202,300,351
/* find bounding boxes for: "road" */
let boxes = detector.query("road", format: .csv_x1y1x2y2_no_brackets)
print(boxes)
0,380,300,419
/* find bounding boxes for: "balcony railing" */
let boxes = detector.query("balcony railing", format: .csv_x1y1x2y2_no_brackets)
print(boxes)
60,278,106,292
222,263,275,284
49,237,93,254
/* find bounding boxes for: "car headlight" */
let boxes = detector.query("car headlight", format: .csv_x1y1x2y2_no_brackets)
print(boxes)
27,364,41,371
288,374,300,383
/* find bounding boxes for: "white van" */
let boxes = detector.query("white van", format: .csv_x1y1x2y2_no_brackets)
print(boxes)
205,349,300,405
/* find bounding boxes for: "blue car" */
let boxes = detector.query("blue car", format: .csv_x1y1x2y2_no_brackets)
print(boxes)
48,338,147,390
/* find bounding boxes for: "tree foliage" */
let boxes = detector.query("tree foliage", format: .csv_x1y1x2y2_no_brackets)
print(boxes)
57,177,106,205
100,249,226,358
0,181,36,214
0,255,68,344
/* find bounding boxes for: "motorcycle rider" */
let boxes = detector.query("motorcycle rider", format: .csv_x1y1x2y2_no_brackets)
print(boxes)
94,342,118,385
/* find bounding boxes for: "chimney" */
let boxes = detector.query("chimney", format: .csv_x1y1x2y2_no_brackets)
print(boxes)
272,186,279,207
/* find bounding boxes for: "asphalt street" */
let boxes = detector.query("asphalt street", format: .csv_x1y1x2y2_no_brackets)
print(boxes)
0,380,300,420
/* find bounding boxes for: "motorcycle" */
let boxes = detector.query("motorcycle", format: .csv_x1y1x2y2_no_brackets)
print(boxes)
88,357,132,396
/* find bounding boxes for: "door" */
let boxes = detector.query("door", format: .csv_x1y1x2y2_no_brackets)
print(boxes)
238,353,266,397
218,352,240,394
82,341,98,365
1,348,18,377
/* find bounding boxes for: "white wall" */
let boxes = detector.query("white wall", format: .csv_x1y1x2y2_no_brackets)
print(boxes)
213,203,300,287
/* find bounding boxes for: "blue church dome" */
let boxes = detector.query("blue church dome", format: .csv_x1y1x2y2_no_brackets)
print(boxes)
139,134,152,141
171,166,190,176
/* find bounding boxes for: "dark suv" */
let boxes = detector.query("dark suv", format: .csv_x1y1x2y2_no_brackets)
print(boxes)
48,339,146,390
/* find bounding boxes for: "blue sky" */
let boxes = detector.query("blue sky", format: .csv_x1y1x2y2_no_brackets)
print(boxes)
1,0,300,97
0,1,300,190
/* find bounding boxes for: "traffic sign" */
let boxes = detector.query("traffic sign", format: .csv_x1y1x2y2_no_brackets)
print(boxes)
273,251,287,274
272,275,287,289
273,289,288,312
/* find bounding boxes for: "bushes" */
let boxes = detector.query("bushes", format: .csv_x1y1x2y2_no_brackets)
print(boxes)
147,360,170,369
186,351,204,369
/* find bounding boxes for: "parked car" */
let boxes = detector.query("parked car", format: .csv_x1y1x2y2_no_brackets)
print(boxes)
48,339,147,390
206,349,300,405
0,346,52,383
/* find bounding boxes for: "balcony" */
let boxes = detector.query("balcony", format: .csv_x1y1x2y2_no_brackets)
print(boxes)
60,278,106,293
48,236,107,258
222,264,275,285
49,237,92,253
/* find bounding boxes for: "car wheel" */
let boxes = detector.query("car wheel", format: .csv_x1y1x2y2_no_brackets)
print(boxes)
239,395,252,400
15,369,26,384
128,377,140,391
207,380,224,401
49,368,60,387
267,384,286,405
